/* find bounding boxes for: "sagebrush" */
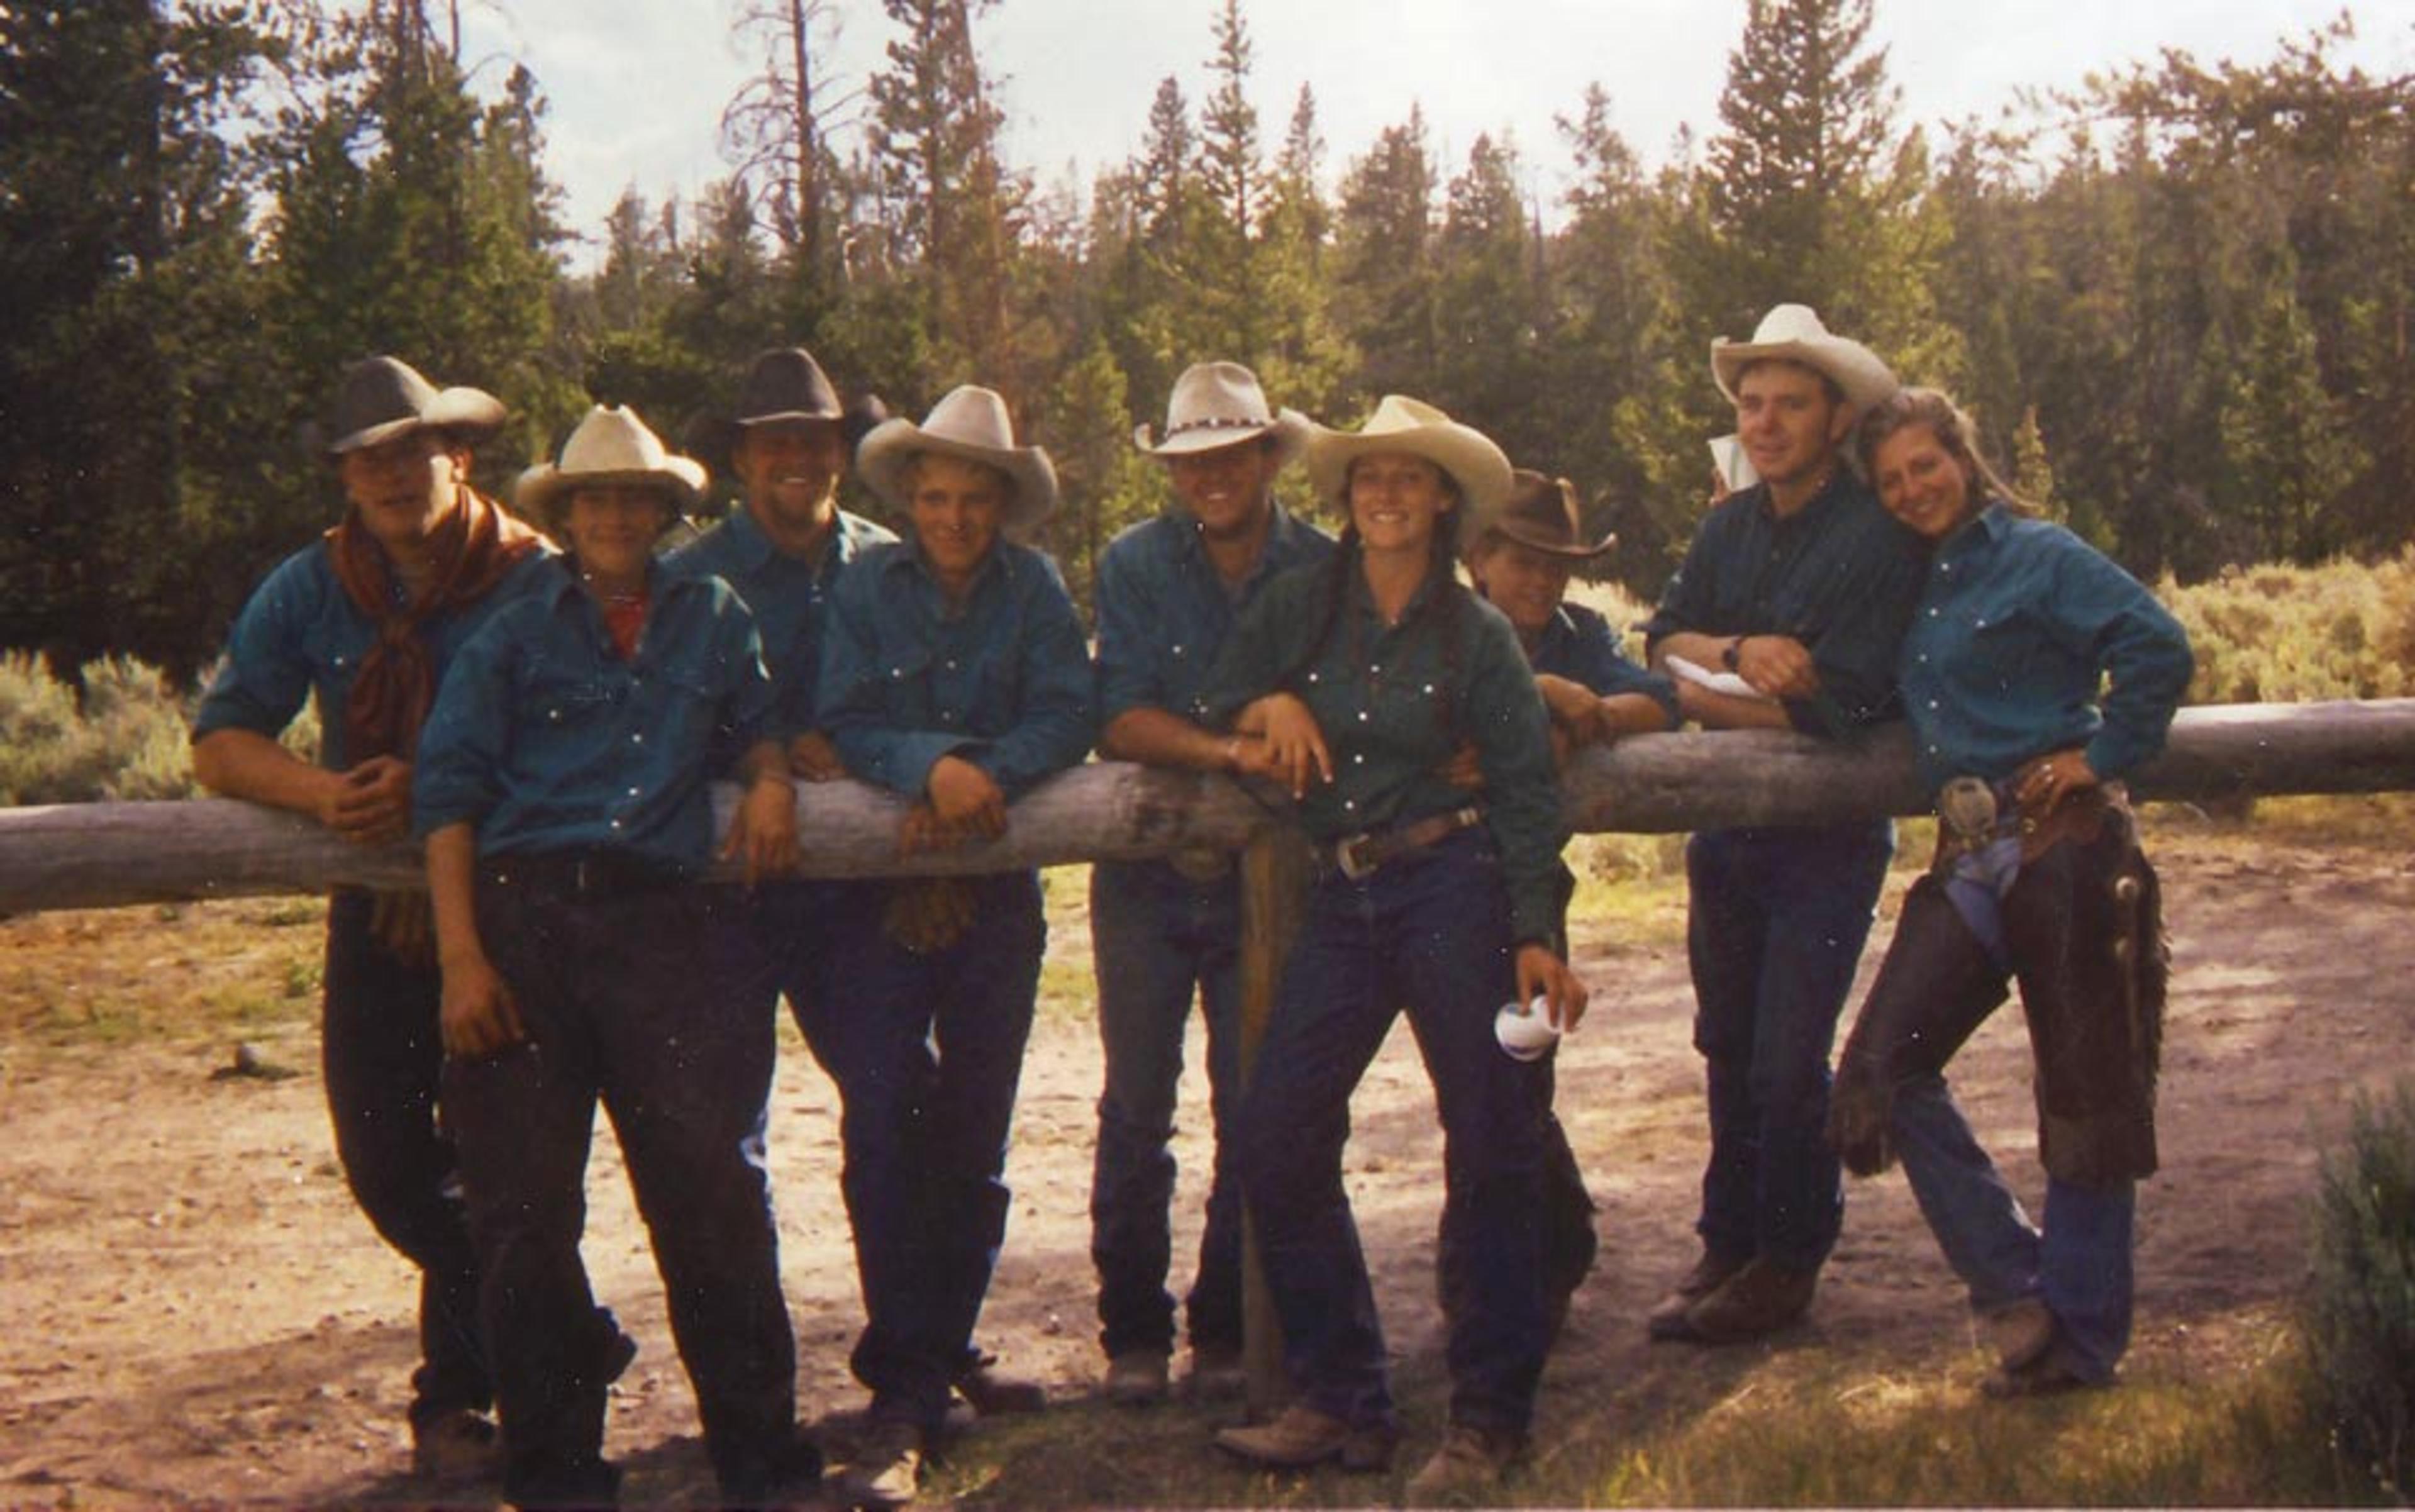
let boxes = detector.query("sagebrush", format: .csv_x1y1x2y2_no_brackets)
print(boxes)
2302,1077,2415,1499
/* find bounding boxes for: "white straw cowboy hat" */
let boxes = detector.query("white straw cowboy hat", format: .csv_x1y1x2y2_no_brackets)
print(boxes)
1133,361,1310,467
318,355,507,456
1711,303,1898,416
514,404,708,524
857,385,1060,533
1302,395,1515,533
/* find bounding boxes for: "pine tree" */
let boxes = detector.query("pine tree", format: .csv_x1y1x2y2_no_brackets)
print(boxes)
0,0,296,674
1335,108,1438,408
862,0,1025,396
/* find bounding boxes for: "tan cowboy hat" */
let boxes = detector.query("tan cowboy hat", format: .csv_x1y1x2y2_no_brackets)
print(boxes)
857,386,1059,533
318,355,506,456
1302,395,1514,532
1711,304,1897,416
514,404,707,524
1470,470,1616,562
1133,361,1310,467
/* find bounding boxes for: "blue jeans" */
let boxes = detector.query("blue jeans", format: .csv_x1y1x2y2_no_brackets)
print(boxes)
1087,857,1246,1359
1685,821,1892,1270
800,872,1045,1429
1235,830,1550,1435
443,876,799,1504
1893,1079,2135,1379
320,888,489,1428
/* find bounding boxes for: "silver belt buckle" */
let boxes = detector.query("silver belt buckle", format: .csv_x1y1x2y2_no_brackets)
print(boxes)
1935,775,1999,867
1333,833,1376,881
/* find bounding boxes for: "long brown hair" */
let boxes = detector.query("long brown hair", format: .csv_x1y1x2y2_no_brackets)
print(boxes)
1854,387,2040,518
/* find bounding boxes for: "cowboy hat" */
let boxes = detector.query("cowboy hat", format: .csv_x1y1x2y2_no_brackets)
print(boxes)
1470,470,1616,562
686,347,853,463
1133,361,1310,467
1710,304,1897,416
514,404,707,524
857,386,1058,533
1302,395,1514,533
318,355,507,456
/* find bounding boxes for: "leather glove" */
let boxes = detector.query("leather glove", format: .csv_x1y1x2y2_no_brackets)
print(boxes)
1826,1047,1897,1177
880,877,977,955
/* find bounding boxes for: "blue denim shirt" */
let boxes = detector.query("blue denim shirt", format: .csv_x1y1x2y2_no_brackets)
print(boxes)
663,504,897,742
1200,557,1567,945
1094,506,1335,728
192,539,558,768
1641,471,1926,738
413,558,775,865
1528,601,1681,727
1901,502,2193,795
816,540,1096,801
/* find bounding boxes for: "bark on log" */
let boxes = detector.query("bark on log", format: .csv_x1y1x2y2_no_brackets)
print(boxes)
2,699,2411,915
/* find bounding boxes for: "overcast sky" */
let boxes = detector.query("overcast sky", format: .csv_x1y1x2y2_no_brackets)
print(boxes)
434,1,2411,266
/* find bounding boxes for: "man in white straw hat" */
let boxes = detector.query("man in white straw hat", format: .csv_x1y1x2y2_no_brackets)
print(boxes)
1637,304,1927,1345
191,354,555,1486
813,386,1095,1507
1087,361,1334,1406
413,403,821,1507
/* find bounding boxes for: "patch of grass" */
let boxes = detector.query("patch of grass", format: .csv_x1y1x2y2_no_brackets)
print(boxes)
1544,1320,2376,1507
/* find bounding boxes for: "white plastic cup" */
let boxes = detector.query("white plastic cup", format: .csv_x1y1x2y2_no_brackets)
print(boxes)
1494,994,1562,1062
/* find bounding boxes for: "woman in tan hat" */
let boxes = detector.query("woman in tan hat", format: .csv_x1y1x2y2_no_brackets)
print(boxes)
1199,397,1586,1502
413,403,819,1506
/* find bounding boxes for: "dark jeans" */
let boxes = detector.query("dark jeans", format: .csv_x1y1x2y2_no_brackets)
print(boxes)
797,872,1046,1430
442,876,798,1504
1685,821,1892,1271
735,877,844,1039
320,887,489,1428
1438,860,1597,1328
1234,830,1550,1435
1087,857,1246,1360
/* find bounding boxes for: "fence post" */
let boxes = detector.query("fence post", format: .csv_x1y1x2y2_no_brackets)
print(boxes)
1235,820,1313,1421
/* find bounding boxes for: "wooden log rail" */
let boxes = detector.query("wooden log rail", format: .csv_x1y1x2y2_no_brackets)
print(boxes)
1,698,2411,915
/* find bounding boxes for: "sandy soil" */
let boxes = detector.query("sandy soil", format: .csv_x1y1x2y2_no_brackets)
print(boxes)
1,820,2411,1508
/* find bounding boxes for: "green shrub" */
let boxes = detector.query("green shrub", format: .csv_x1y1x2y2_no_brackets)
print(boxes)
0,652,203,804
2302,1077,2415,1499
2166,548,2415,703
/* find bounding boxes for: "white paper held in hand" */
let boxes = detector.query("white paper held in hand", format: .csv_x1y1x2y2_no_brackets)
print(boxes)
1494,994,1563,1062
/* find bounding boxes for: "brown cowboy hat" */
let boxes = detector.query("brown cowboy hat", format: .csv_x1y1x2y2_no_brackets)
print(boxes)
686,347,878,464
316,355,507,457
1470,470,1616,562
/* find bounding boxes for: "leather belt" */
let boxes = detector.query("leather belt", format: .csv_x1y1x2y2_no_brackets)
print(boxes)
1322,806,1483,881
484,848,694,899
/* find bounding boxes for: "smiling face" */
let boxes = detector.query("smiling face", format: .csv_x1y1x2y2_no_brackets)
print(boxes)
732,417,846,546
338,430,467,550
906,454,1008,596
1733,359,1852,494
1346,451,1455,557
1470,536,1572,639
1868,421,1978,541
562,484,672,585
1164,435,1279,542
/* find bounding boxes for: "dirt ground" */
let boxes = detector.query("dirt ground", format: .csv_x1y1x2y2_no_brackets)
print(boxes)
1,817,2411,1508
